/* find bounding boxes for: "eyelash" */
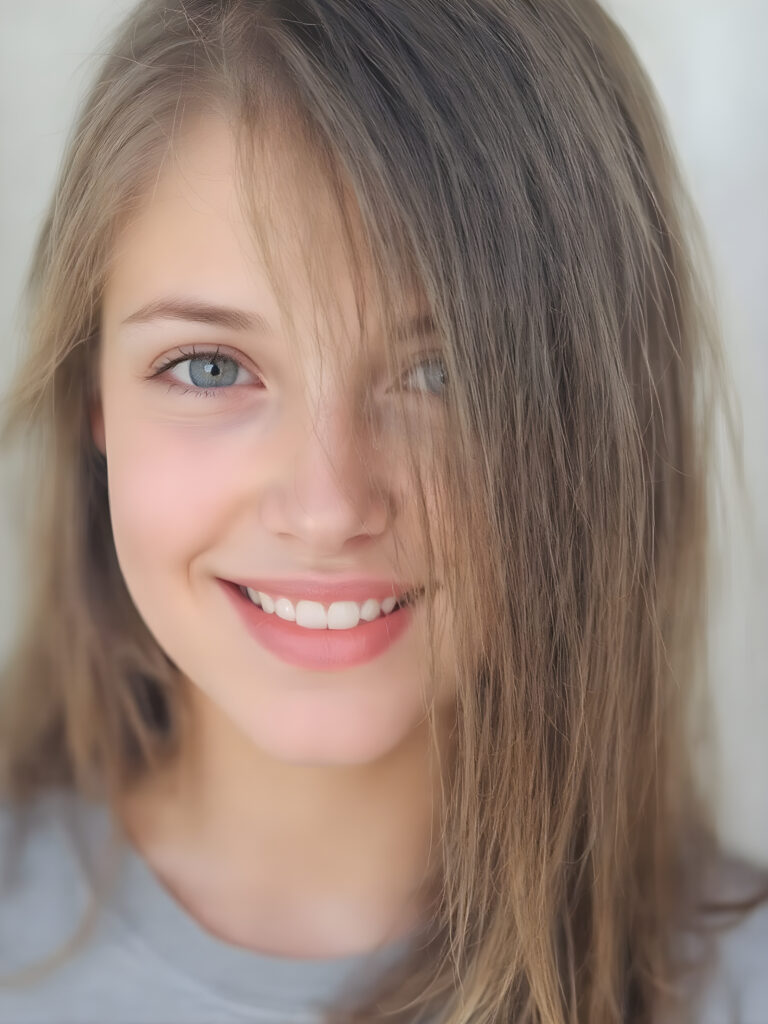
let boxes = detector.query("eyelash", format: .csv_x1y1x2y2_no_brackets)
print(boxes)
148,345,447,400
148,345,260,400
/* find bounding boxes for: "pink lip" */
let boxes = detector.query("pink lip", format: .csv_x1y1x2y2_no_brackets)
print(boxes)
218,580,417,672
223,575,418,605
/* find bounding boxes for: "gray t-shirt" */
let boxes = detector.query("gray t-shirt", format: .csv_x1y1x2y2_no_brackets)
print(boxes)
0,786,416,1023
0,785,766,1023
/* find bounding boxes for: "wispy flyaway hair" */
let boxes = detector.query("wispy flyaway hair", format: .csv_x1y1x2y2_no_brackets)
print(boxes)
0,1,760,1021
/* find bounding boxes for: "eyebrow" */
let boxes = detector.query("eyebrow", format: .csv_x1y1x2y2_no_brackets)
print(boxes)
121,299,265,333
119,298,437,342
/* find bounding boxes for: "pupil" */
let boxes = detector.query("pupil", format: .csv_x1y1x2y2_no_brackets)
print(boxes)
189,355,238,387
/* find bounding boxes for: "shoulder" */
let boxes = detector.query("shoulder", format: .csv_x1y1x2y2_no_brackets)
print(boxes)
0,786,69,882
0,786,103,971
698,899,768,1023
680,856,768,1024
0,785,90,879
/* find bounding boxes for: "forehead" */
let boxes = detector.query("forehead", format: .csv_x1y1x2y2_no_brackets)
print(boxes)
102,111,422,354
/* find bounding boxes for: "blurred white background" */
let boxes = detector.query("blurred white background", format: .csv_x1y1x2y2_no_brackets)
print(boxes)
0,1,766,863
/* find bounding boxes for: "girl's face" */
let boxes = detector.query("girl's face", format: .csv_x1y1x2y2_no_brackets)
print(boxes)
93,113,456,765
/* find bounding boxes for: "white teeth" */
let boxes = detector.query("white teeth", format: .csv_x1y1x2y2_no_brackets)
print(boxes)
359,598,381,622
274,596,295,621
295,600,327,629
239,587,417,630
326,601,361,630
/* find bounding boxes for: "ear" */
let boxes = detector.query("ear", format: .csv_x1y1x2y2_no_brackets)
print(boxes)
90,397,106,456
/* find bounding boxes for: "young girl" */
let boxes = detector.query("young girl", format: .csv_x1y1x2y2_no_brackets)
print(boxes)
0,1,765,1021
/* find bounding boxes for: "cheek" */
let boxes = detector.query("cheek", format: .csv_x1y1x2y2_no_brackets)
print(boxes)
104,420,246,582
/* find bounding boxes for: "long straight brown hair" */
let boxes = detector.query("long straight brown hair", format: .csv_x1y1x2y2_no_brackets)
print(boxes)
0,1,761,1021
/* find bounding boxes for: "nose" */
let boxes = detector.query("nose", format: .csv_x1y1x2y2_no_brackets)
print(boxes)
261,394,393,554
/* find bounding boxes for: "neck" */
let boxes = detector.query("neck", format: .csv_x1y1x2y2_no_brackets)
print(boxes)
116,683,451,958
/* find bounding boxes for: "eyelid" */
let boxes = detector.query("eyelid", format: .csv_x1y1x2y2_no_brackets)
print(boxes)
147,343,257,377
145,345,263,399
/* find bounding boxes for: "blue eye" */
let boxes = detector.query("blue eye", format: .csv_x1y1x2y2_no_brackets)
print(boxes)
401,357,448,398
149,347,447,401
185,353,240,387
149,346,260,399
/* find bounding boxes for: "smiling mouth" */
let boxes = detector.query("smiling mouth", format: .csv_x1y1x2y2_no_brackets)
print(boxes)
218,577,424,670
232,583,426,630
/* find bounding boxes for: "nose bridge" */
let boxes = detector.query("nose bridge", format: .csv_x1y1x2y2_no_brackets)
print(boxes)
302,385,360,488
285,379,385,542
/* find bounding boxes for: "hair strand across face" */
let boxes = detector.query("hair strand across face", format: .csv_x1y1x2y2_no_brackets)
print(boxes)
1,2,763,1021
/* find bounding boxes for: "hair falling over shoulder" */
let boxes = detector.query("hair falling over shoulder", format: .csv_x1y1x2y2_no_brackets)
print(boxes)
1,1,764,1021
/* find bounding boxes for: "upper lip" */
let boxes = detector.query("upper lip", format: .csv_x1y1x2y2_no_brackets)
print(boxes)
222,576,420,604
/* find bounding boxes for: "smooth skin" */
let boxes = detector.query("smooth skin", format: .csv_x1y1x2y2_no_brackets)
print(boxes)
91,112,457,957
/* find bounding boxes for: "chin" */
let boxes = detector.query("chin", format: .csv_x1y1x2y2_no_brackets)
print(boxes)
229,688,429,767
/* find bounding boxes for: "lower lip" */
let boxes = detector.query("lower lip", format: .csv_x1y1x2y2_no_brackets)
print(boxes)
218,580,416,672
